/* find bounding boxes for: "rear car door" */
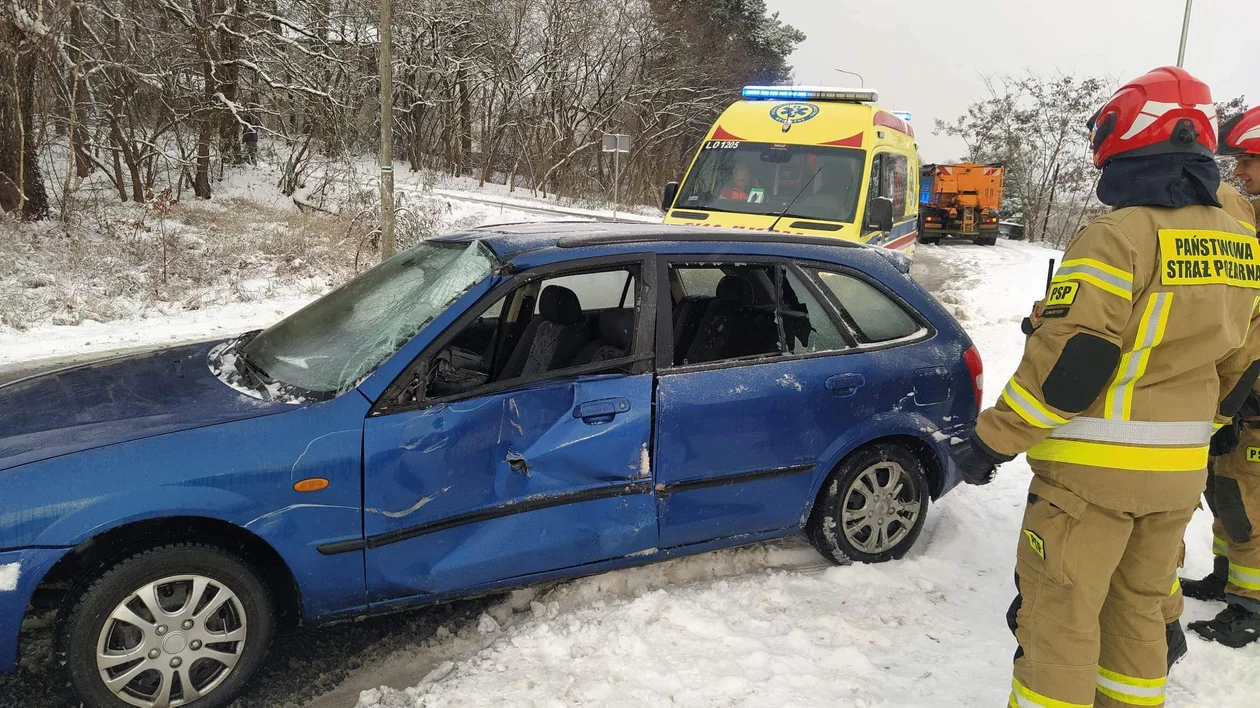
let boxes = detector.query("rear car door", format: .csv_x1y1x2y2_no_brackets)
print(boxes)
361,257,658,605
653,257,932,548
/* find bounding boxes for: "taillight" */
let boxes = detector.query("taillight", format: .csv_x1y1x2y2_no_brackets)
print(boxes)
962,345,984,415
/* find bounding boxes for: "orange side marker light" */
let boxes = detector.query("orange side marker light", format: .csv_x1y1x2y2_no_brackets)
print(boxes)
294,478,330,493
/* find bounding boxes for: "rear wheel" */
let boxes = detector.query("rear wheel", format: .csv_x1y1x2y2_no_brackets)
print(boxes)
976,236,997,246
807,444,930,564
61,544,274,708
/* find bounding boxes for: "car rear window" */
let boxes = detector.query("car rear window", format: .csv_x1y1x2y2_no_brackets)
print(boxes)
815,271,919,343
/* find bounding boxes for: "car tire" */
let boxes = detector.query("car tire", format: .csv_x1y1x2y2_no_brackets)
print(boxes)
807,443,931,565
917,234,940,245
61,543,274,708
977,236,997,246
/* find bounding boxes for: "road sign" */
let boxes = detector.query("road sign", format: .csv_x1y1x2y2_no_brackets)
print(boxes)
602,133,632,220
602,133,631,153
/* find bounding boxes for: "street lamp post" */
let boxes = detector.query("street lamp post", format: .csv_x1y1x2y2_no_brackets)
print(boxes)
1177,0,1193,68
833,68,865,88
378,0,396,259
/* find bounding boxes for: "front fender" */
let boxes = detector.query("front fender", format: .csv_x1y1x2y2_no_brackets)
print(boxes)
0,393,372,620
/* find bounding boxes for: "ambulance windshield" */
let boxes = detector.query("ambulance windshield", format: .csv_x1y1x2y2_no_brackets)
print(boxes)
675,142,866,223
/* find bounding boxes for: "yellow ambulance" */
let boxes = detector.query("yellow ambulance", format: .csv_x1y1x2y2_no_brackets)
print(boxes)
661,86,921,251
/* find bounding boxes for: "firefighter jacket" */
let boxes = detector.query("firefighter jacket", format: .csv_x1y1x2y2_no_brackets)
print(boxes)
975,204,1260,514
1219,182,1258,235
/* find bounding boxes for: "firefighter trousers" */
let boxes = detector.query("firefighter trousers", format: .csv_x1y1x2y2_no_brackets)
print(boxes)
1009,475,1194,708
1207,432,1260,610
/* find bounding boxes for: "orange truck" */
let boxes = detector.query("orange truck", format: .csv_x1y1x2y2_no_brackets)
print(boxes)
917,163,1004,246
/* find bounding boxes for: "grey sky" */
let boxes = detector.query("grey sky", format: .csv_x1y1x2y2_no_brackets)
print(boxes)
766,0,1260,162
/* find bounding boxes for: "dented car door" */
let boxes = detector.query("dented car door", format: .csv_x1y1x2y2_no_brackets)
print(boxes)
360,262,658,606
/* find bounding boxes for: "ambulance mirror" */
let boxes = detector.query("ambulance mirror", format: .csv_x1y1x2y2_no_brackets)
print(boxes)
866,196,894,232
662,181,679,212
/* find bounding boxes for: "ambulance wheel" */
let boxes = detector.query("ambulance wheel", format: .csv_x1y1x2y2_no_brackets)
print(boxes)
807,443,930,565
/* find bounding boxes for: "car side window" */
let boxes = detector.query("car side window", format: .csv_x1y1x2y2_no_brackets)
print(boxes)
422,266,641,400
781,269,849,354
814,270,920,343
667,263,850,367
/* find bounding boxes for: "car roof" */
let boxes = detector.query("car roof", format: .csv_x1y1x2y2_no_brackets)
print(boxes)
429,221,886,264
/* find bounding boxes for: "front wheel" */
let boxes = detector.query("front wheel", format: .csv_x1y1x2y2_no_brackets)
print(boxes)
807,444,931,564
60,544,274,708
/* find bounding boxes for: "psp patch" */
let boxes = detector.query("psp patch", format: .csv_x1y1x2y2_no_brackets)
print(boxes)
769,103,820,127
1248,447,1260,463
1159,229,1260,288
1042,281,1079,318
1024,529,1046,560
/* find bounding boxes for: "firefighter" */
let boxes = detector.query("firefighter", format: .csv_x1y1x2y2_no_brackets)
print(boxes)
954,67,1260,708
1159,178,1259,668
1178,107,1260,648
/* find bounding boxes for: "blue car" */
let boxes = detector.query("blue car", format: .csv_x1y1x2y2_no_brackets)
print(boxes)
0,223,981,707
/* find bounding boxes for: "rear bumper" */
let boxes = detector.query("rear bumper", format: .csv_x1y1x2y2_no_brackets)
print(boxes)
936,425,975,497
0,547,69,674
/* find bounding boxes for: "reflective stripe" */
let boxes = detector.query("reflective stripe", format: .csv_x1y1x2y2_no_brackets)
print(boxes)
1049,417,1212,446
1214,421,1226,431
1229,563,1260,591
1027,439,1207,471
1096,667,1166,706
1171,576,1180,595
1054,258,1134,300
1106,292,1173,420
1009,678,1092,708
1003,379,1068,429
1242,219,1256,234
1215,536,1229,556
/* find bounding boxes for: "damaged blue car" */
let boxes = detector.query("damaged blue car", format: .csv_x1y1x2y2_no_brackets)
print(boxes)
0,223,981,707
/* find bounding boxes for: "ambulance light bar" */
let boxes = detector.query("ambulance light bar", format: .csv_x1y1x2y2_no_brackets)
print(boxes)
741,86,880,103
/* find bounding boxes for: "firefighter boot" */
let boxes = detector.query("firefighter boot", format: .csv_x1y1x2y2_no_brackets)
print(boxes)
1188,604,1260,647
1166,620,1188,669
1181,555,1228,602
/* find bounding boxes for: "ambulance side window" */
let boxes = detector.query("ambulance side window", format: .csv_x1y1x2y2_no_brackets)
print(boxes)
882,154,908,217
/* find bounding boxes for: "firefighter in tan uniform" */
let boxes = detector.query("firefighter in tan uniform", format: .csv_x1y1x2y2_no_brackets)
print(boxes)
1157,179,1259,666
952,67,1260,708
1178,107,1260,647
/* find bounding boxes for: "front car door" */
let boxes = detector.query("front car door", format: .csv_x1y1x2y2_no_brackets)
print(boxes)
652,257,931,548
361,256,658,605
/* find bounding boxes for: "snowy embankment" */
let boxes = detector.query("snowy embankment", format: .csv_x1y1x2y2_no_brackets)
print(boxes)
353,240,1258,708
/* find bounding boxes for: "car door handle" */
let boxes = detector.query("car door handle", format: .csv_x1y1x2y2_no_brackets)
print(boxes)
825,374,865,397
574,398,630,424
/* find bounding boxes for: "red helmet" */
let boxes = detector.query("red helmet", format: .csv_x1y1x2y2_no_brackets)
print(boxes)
1088,66,1218,168
1219,107,1260,157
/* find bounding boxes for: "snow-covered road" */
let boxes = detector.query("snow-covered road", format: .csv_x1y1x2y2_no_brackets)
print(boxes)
1,239,1256,707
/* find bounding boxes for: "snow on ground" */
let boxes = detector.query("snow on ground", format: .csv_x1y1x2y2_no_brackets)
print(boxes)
352,240,1259,708
0,199,561,371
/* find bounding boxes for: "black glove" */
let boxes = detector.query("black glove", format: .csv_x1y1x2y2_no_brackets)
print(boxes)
1240,391,1260,420
957,435,1011,486
1210,421,1241,457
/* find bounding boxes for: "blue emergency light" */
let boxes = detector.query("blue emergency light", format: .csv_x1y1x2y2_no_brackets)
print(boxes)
892,111,913,122
741,86,880,103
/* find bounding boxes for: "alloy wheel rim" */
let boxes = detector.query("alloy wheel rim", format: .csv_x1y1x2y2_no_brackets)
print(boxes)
840,460,921,554
95,574,247,707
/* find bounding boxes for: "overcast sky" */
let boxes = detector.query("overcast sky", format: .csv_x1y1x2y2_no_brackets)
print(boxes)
765,0,1260,162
